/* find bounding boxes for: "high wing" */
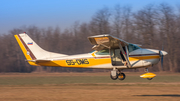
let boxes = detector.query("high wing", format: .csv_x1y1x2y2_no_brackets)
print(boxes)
88,34,131,68
88,34,129,51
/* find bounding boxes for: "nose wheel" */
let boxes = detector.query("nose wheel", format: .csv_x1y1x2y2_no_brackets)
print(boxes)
147,78,153,80
142,68,154,80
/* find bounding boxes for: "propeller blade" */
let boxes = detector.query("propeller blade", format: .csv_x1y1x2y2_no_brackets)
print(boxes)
159,50,164,71
161,55,164,71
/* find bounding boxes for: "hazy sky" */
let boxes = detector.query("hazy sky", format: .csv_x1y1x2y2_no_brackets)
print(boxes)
0,0,179,34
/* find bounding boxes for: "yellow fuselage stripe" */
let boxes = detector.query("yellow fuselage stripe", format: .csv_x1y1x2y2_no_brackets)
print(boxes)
35,55,160,67
129,55,160,61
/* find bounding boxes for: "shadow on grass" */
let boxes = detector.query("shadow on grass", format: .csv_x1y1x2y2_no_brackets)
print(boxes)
134,94,180,97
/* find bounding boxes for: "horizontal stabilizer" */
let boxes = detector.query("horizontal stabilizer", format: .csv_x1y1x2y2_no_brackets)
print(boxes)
27,59,52,63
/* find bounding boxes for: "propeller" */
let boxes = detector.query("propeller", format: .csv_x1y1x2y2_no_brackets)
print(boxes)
159,49,167,71
159,37,168,71
159,50,164,71
160,44,164,71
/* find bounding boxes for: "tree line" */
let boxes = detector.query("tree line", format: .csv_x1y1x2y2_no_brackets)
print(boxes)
0,3,180,72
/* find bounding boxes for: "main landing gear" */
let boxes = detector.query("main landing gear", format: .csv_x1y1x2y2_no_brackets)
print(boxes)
110,69,126,80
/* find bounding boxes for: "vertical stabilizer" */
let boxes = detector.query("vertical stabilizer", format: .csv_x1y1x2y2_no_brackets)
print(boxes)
14,33,67,62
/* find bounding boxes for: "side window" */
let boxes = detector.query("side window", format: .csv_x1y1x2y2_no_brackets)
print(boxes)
95,49,109,55
128,44,140,53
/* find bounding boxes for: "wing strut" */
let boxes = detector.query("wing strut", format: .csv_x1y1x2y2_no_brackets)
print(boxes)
118,42,131,68
100,44,110,49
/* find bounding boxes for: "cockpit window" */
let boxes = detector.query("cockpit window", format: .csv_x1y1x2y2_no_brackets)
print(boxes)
95,49,109,55
89,50,96,53
128,44,141,53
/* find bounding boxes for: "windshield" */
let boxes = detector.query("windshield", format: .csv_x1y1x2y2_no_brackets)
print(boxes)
89,50,96,53
95,49,109,55
128,44,141,53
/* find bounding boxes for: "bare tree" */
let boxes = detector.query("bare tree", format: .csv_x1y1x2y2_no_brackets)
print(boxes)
121,5,134,42
157,3,177,72
133,4,157,48
112,4,123,37
90,7,111,34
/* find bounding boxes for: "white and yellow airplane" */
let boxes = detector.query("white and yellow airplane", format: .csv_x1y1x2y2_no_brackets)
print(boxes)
14,33,167,80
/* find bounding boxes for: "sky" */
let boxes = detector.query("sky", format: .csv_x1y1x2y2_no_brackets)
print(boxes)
0,0,180,34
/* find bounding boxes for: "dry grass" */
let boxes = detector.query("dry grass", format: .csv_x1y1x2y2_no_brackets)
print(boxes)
0,84,180,101
0,72,179,101
0,72,179,77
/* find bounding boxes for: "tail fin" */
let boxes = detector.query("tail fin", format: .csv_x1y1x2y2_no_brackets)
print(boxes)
14,33,67,65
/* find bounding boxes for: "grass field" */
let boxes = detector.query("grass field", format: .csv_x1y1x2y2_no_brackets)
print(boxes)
0,72,180,101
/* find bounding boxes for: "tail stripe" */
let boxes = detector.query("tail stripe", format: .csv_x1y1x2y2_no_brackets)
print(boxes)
17,34,36,60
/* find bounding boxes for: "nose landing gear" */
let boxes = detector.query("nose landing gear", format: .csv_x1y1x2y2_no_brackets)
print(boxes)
140,68,156,80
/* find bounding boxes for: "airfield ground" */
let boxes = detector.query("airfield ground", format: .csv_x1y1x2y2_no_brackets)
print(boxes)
0,72,179,101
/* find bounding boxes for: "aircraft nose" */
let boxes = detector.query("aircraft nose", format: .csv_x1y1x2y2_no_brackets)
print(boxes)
160,50,168,56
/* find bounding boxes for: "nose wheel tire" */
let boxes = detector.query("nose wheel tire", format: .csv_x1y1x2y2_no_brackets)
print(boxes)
147,78,153,80
118,73,126,80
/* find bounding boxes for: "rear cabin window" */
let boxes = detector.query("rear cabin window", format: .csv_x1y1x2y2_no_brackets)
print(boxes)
95,49,109,55
128,44,141,53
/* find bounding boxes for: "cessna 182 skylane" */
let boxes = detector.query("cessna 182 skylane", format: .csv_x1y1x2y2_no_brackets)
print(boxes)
14,33,167,80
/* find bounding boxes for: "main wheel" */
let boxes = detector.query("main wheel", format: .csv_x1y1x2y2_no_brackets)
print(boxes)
110,73,118,80
118,73,126,80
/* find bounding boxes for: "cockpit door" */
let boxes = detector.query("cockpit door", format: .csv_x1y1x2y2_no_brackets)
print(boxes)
110,48,125,66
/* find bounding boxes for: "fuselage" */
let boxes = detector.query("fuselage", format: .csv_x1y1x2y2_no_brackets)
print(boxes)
15,33,167,70
30,48,163,69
